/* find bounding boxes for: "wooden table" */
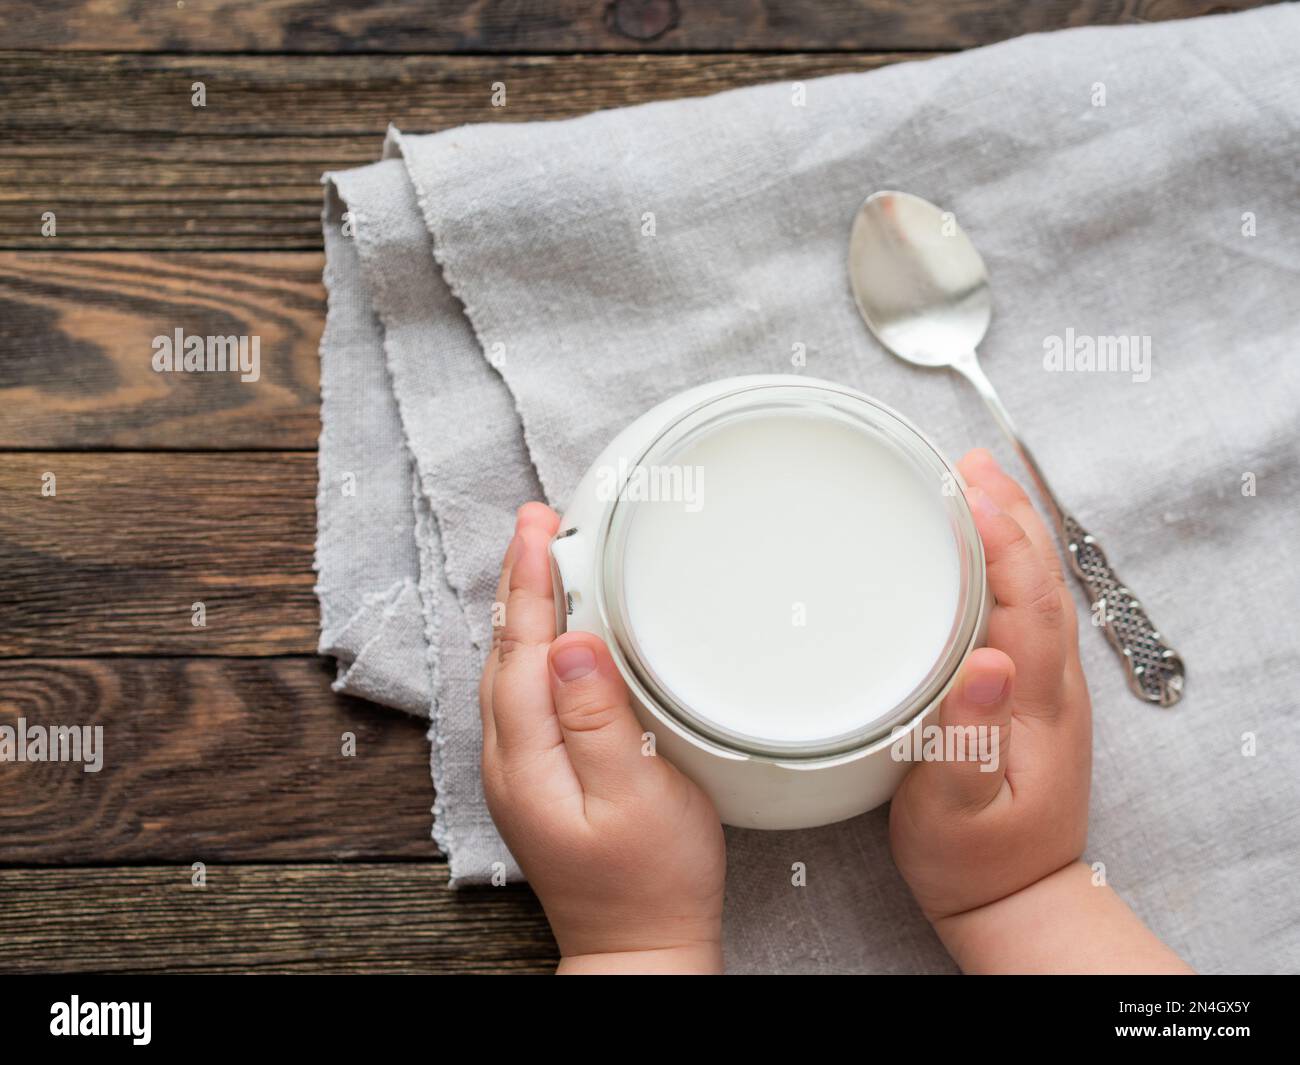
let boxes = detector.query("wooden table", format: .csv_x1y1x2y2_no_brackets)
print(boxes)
0,0,1269,974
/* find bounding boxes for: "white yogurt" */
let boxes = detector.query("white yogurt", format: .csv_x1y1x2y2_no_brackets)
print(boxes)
620,408,960,749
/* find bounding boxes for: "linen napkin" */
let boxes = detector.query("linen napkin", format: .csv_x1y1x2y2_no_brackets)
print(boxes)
316,4,1300,973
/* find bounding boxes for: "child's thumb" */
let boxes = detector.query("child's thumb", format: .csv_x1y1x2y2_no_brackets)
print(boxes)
924,647,1015,810
548,632,651,804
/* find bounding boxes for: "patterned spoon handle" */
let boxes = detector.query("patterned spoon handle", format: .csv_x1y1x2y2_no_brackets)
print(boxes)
1061,513,1186,706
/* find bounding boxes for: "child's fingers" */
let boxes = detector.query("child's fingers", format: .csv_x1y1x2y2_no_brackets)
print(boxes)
479,528,521,744
489,506,564,755
959,449,1067,590
918,647,1015,810
548,632,651,807
515,501,562,535
499,510,562,659
480,504,559,735
966,485,1070,712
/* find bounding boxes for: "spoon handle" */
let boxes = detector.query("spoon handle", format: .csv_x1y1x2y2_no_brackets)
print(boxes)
953,352,1185,706
1060,513,1186,706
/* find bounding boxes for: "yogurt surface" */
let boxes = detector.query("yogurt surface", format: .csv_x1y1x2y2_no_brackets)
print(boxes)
619,407,961,749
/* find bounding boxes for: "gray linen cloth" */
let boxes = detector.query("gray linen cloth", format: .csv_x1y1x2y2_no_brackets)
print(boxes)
315,5,1300,973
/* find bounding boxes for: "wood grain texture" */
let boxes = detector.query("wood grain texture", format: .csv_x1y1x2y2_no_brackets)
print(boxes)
0,864,556,973
0,657,435,864
0,0,1273,53
0,253,323,449
0,452,317,656
0,52,914,249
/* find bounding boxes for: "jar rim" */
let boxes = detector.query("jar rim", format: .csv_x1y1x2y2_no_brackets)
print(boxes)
595,380,986,761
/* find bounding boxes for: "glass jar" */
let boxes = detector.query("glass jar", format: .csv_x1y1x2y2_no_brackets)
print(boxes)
551,376,988,829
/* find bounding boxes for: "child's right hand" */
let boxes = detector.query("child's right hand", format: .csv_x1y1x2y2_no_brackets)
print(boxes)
889,448,1092,922
890,449,1191,973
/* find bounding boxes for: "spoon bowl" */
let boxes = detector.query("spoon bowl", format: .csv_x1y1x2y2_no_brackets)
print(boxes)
848,190,992,368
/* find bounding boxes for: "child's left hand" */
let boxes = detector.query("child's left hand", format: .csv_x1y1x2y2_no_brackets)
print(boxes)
479,502,727,974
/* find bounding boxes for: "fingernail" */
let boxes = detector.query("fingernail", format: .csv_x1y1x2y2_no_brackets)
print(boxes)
966,670,1008,705
969,486,1002,519
552,644,597,683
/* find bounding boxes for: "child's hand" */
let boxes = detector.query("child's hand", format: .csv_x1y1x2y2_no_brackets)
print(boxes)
890,449,1190,974
889,448,1091,922
479,503,726,974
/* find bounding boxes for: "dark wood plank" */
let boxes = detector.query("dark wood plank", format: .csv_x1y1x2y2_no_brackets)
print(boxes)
0,452,317,656
0,864,556,973
0,52,915,249
0,52,913,135
0,253,323,449
0,0,1272,53
0,657,435,864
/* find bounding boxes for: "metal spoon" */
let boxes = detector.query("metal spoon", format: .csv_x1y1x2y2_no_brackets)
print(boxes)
848,190,1184,706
